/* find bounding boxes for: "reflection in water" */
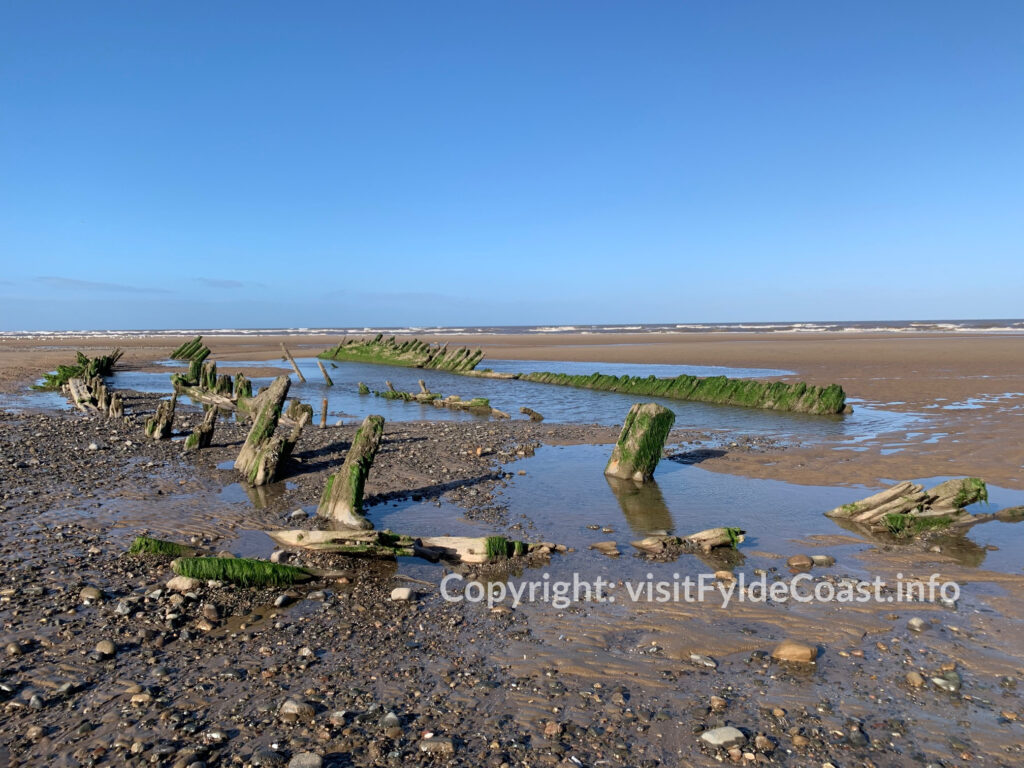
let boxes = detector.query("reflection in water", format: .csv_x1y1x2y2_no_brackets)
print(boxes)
604,475,675,535
831,517,989,568
219,481,292,509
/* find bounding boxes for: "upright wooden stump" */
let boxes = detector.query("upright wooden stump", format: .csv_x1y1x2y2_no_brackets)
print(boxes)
184,407,218,453
604,403,675,482
317,414,385,529
145,395,177,440
234,376,291,486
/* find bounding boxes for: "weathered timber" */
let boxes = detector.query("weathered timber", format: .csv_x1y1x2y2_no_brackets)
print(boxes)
825,477,989,536
65,378,97,412
605,403,676,482
372,384,506,418
145,395,177,440
520,407,544,421
107,392,125,419
234,373,252,399
183,407,218,453
317,414,385,529
37,349,123,391
319,335,485,371
265,529,546,564
280,343,306,382
320,398,328,429
519,370,847,415
233,376,291,486
172,556,312,586
169,336,211,364
631,527,745,555
357,382,370,395
316,360,334,386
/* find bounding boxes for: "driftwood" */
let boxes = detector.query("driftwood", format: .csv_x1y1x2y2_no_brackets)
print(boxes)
183,407,218,453
317,414,385,528
265,529,549,564
605,403,676,482
281,343,306,383
145,395,176,439
234,376,291,486
825,478,989,535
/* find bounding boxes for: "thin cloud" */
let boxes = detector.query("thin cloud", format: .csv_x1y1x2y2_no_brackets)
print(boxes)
35,276,172,294
194,277,247,289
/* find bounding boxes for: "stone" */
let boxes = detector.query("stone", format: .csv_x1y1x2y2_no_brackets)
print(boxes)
94,640,116,658
5,642,22,656
418,737,455,756
279,699,315,720
79,586,103,603
390,587,414,602
714,570,735,582
771,640,817,663
166,576,201,593
287,753,323,768
810,554,836,566
381,711,400,729
709,695,727,711
786,554,813,569
700,726,746,749
905,671,925,687
907,617,927,632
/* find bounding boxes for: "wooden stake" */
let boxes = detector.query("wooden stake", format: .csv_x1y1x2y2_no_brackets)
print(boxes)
316,360,334,386
320,398,328,429
280,343,306,383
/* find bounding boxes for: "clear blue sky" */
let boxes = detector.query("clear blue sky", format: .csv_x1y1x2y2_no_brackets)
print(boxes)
1,1,1021,330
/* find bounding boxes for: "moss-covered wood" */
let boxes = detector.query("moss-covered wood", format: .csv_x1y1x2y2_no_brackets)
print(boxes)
233,375,291,486
317,414,385,528
172,556,312,587
371,383,505,417
825,477,989,536
36,349,123,391
170,336,211,364
605,403,676,482
266,529,541,564
183,407,218,453
519,370,847,415
319,335,484,372
631,527,745,556
145,395,177,440
128,536,197,557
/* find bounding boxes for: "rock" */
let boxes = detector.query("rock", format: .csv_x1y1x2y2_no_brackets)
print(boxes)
25,725,44,740
381,711,400,729
289,509,308,520
690,653,718,669
418,737,455,755
270,550,290,564
932,671,962,692
79,586,103,603
786,554,813,569
273,593,293,608
88,442,99,451
791,734,809,748
700,726,746,749
279,698,315,720
166,576,201,593
714,570,735,582
94,640,116,658
390,587,414,602
589,541,620,557
201,603,219,621
906,671,925,687
771,640,817,663
250,748,286,767
907,617,927,632
710,695,727,711
543,720,563,738
5,642,22,657
287,753,323,768
754,734,775,753
810,554,835,566
130,693,152,706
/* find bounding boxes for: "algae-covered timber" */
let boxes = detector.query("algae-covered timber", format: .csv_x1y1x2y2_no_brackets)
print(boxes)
317,414,385,529
128,536,197,557
233,375,291,486
35,349,123,391
518,371,847,415
170,336,211,364
605,403,676,482
319,335,485,372
171,556,312,587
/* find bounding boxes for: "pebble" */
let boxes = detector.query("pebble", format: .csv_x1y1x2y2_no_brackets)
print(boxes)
88,442,99,451
94,639,116,658
810,554,836,566
6,642,22,656
390,587,414,602
166,576,201,593
700,726,746,748
279,698,315,720
907,617,927,632
709,695,727,711
381,711,401,729
786,554,813,569
249,748,286,767
79,586,103,603
287,753,323,768
906,671,925,687
690,653,718,669
771,640,818,663
418,737,455,755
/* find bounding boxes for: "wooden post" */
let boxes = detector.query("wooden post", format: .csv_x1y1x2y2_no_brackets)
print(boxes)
234,375,291,485
316,360,334,386
604,403,676,482
280,343,306,383
145,395,177,440
418,379,430,394
317,414,385,529
183,407,217,453
320,398,328,429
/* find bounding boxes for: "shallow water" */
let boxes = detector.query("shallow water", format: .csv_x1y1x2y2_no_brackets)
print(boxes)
106,358,918,444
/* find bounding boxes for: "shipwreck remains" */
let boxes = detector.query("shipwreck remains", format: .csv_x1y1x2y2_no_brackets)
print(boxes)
319,334,484,372
605,403,676,482
317,414,385,528
265,529,553,565
37,349,123,392
825,478,990,535
145,395,177,439
183,407,218,452
372,381,509,418
520,370,847,415
233,376,299,485
169,336,211,364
